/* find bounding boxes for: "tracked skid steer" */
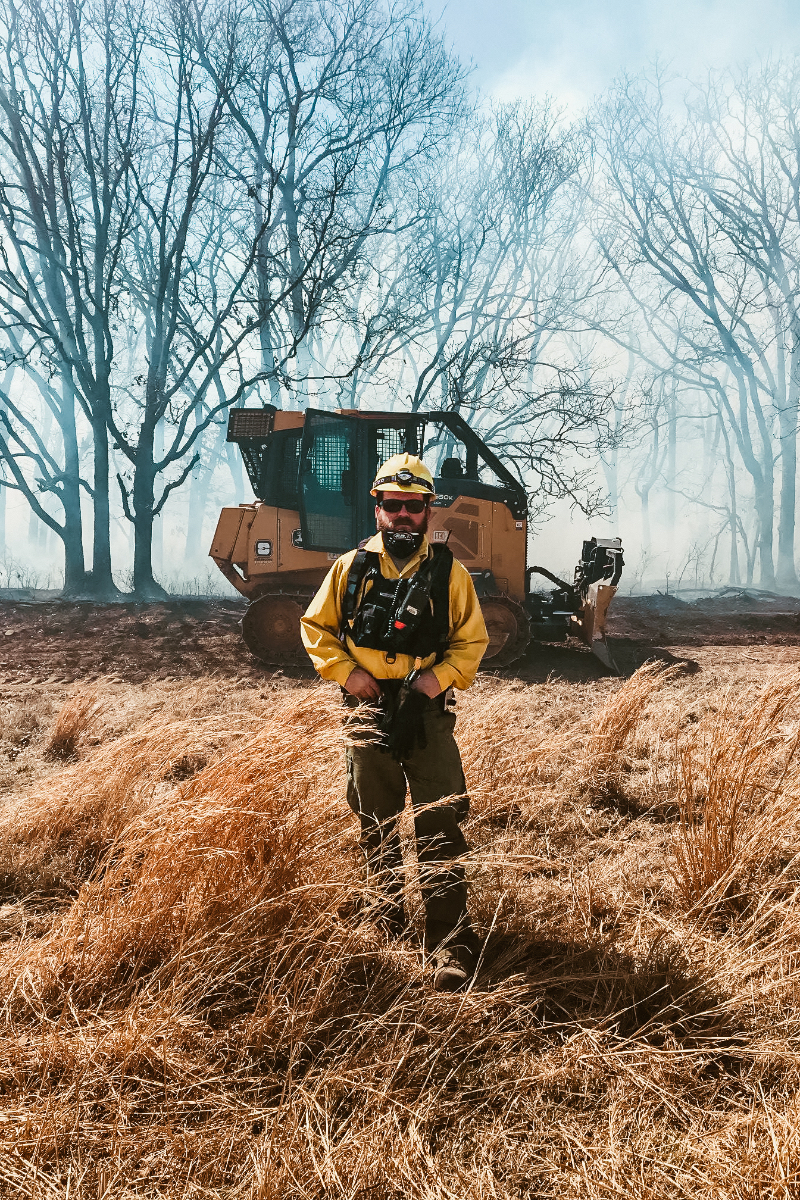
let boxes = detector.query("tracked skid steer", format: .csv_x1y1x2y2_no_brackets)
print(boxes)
209,407,624,670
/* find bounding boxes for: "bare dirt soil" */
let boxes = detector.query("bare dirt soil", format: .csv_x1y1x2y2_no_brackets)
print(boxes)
1,596,800,1196
609,590,800,644
1,587,798,687
0,598,273,685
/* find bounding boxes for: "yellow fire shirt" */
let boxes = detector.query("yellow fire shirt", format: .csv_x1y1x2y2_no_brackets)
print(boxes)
300,532,489,691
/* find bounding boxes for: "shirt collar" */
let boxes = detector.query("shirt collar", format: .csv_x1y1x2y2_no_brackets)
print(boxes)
366,531,430,578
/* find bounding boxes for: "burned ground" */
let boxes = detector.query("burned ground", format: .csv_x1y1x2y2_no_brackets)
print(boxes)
1,586,797,687
0,599,278,686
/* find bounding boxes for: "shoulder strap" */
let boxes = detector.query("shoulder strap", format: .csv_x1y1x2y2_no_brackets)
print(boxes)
428,543,453,570
428,545,453,662
341,548,379,630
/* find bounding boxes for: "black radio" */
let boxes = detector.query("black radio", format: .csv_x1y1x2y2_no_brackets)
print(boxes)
388,573,436,639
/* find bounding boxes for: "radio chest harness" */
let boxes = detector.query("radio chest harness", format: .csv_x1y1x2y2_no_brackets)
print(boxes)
340,544,453,664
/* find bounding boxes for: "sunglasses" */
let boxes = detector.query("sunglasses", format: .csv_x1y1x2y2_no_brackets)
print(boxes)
378,497,429,514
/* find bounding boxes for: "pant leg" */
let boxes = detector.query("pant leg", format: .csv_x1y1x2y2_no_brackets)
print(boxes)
345,733,409,914
401,700,477,953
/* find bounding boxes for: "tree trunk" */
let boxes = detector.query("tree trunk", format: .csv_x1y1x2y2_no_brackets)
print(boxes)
721,424,741,586
131,417,168,600
184,461,210,563
740,512,756,586
59,388,88,596
742,370,778,591
259,317,283,408
88,412,120,598
225,439,245,499
640,488,651,553
132,474,159,599
666,393,677,539
253,154,283,409
61,486,88,596
184,420,226,562
754,479,777,591
776,400,798,591
151,421,164,582
50,376,87,597
728,514,740,586
152,512,163,582
282,140,314,409
28,399,53,548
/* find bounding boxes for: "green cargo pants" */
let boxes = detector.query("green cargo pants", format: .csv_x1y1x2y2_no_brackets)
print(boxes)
345,692,476,953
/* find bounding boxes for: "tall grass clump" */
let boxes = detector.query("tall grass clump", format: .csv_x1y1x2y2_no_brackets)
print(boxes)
44,685,104,759
673,674,800,909
0,682,324,897
568,661,677,799
47,691,352,1001
460,663,677,821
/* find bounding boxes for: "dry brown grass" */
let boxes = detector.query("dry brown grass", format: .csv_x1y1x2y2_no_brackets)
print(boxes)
44,686,105,760
673,674,800,911
1,661,800,1196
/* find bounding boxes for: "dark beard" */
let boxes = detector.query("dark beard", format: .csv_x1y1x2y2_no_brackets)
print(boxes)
382,529,424,558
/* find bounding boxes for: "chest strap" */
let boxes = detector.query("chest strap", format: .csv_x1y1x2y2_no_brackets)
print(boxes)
340,543,453,661
341,546,376,630
427,545,453,662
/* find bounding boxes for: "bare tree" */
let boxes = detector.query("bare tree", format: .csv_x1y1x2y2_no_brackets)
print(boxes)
687,62,800,588
107,2,263,598
192,0,466,409
0,358,89,591
330,101,614,516
0,0,143,596
0,0,346,598
590,68,800,589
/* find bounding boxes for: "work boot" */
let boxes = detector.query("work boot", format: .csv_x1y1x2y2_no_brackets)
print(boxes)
432,944,475,992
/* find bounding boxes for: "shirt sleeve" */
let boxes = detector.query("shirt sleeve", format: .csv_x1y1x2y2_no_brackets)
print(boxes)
300,553,359,686
431,559,490,691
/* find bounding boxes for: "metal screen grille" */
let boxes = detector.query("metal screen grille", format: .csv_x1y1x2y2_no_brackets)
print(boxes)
227,408,274,441
311,433,350,489
374,426,407,460
371,421,426,483
299,411,358,551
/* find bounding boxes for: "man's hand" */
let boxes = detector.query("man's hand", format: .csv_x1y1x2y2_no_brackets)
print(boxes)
410,669,441,698
344,667,382,701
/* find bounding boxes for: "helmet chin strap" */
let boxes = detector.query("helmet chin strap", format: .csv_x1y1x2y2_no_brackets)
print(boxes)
383,529,424,558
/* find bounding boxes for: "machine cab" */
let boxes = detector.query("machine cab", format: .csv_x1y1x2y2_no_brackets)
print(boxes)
221,405,528,598
296,408,526,554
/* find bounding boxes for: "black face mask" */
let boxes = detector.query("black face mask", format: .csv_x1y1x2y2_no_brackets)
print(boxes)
382,529,423,558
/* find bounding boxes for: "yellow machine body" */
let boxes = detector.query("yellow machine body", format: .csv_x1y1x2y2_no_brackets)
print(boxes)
210,496,525,602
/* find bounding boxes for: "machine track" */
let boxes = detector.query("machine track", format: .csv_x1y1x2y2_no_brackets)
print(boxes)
242,589,532,670
241,591,316,664
479,594,531,667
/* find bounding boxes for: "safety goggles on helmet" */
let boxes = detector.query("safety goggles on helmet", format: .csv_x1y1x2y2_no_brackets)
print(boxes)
372,467,434,493
378,496,429,514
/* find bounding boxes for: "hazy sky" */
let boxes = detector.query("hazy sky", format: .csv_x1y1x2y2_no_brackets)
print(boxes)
431,0,800,110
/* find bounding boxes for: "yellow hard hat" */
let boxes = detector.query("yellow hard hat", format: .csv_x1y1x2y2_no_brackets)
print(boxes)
371,453,435,497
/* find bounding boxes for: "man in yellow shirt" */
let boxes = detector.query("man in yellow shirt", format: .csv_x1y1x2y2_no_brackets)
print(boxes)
301,453,489,990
